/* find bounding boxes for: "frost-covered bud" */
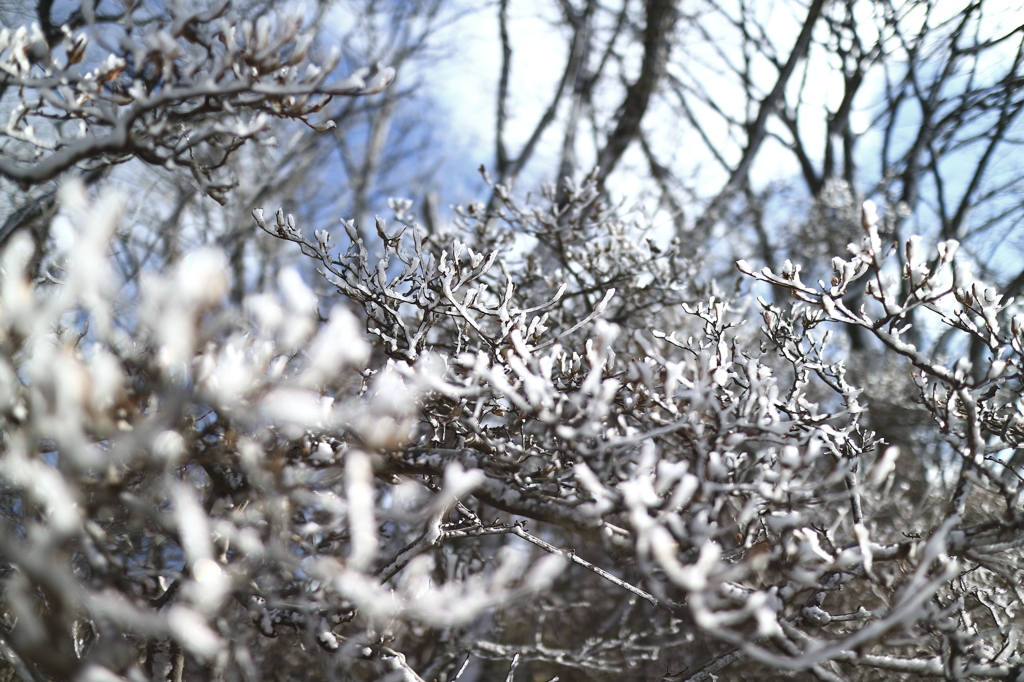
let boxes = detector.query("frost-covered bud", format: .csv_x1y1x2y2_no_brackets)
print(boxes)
953,358,972,382
905,234,921,265
903,235,929,287
936,239,959,263
954,263,973,291
366,65,396,93
177,248,229,308
1012,315,1024,336
315,229,333,251
861,200,879,231
866,446,900,485
278,267,318,314
954,287,972,308
306,305,369,380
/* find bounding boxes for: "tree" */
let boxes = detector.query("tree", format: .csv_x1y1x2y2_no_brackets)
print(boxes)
486,0,1024,289
2,1,1024,682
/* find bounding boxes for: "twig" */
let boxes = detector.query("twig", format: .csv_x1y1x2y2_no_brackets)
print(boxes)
510,523,672,613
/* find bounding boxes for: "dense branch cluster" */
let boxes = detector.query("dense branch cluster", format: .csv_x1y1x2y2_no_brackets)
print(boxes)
0,5,393,202
1,1,1024,681
1,169,1022,681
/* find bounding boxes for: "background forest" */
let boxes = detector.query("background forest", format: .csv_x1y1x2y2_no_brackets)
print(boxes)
1,0,1024,680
